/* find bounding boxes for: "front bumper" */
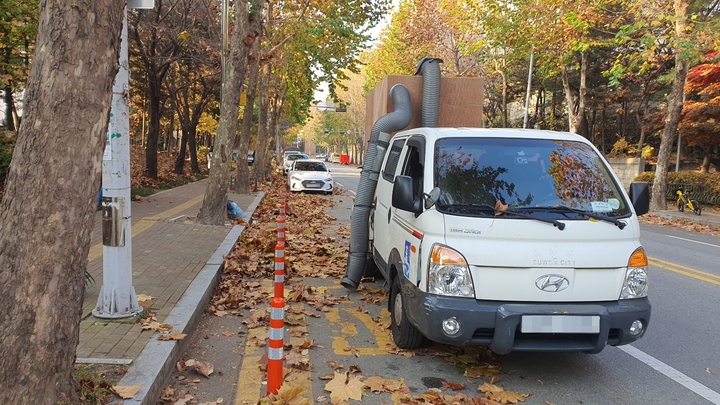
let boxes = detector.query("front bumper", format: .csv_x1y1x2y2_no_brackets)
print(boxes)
401,278,651,355
288,178,333,193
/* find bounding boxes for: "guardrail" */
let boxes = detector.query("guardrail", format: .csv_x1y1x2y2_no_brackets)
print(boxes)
654,183,720,205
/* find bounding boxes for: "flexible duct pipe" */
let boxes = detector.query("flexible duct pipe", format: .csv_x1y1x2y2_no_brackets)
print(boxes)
341,84,413,290
415,57,443,127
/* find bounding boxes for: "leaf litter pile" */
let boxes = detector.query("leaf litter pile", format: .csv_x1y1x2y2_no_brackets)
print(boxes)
156,173,720,405
640,213,720,237
161,173,531,404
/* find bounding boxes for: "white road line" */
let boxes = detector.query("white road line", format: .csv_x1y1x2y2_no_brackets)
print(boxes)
666,235,720,248
618,345,720,404
335,181,357,196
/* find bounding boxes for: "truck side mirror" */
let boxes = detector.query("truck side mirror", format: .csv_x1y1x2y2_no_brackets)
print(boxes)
392,175,422,215
629,182,649,216
424,187,441,209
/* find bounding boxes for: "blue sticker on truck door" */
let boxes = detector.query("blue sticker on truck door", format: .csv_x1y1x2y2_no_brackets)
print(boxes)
403,240,411,279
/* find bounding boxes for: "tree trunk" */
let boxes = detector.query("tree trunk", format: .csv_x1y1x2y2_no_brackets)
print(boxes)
235,38,261,194
174,126,189,174
188,126,199,173
562,51,588,137
500,70,507,128
701,151,710,173
650,0,690,211
3,86,15,132
197,0,264,225
255,63,270,181
145,78,161,179
0,2,123,403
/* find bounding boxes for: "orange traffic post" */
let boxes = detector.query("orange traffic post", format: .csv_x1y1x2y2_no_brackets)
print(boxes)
266,297,285,395
277,216,286,246
278,201,286,220
274,243,285,299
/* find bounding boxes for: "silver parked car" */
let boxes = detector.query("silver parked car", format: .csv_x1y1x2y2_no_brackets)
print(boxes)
283,153,309,175
287,159,334,194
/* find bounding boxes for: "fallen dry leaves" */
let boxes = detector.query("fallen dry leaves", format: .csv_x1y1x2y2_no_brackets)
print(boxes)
324,371,365,404
640,213,720,237
111,384,142,399
258,384,310,405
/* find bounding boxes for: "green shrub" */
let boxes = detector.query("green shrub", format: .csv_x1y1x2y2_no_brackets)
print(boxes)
633,171,720,193
609,137,640,157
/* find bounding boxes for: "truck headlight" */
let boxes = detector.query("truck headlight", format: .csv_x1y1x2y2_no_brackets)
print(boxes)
428,245,474,297
620,248,649,299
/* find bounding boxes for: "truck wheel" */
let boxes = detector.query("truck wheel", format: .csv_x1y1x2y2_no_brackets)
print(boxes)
390,275,425,349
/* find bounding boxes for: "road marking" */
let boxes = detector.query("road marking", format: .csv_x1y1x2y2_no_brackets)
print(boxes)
665,235,720,249
618,345,720,404
235,327,267,404
325,306,392,356
87,194,205,262
235,280,312,403
649,257,720,286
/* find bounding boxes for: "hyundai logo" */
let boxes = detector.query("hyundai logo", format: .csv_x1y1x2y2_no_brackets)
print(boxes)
535,274,570,292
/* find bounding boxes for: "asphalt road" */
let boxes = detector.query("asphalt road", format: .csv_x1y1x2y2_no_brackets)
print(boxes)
158,165,720,405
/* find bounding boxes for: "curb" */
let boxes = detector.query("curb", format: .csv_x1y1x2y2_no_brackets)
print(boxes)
115,191,265,404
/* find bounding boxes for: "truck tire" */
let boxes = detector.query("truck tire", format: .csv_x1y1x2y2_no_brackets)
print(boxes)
390,275,425,349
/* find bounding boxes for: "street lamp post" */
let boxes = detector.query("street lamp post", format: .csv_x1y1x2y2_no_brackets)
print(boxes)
93,0,154,319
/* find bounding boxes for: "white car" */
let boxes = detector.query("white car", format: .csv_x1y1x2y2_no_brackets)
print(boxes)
283,153,309,175
287,159,334,194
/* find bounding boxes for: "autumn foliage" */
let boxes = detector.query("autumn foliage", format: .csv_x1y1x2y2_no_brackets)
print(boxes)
129,145,205,191
679,55,720,148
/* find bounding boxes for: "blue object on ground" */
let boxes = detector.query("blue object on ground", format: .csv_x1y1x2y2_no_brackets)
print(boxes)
226,201,249,220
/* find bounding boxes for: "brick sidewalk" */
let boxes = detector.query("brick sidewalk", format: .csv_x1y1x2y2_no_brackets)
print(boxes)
77,179,262,363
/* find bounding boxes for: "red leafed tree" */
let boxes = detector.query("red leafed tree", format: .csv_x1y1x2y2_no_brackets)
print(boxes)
679,53,720,173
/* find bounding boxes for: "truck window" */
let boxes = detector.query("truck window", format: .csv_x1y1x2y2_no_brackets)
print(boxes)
402,146,424,200
382,138,406,182
434,137,630,217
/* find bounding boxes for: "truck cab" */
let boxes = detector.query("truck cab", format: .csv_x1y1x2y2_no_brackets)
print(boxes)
370,127,651,354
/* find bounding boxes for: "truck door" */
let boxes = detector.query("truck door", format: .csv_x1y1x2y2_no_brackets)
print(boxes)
389,137,426,285
374,137,407,263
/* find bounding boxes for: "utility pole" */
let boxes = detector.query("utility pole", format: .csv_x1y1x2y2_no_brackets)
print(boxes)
94,0,154,319
523,52,534,129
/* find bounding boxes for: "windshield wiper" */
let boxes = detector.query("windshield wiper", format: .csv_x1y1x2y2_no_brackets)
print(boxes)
447,204,565,231
519,205,626,230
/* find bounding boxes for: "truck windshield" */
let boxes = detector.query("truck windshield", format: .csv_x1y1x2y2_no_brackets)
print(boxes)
433,137,631,218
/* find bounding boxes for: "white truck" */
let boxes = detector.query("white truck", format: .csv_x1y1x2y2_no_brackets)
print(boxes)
347,126,651,354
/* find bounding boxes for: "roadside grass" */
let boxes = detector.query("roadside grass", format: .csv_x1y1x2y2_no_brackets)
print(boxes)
62,364,129,405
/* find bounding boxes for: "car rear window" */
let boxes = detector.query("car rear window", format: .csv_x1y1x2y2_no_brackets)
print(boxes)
287,154,309,161
294,161,327,171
